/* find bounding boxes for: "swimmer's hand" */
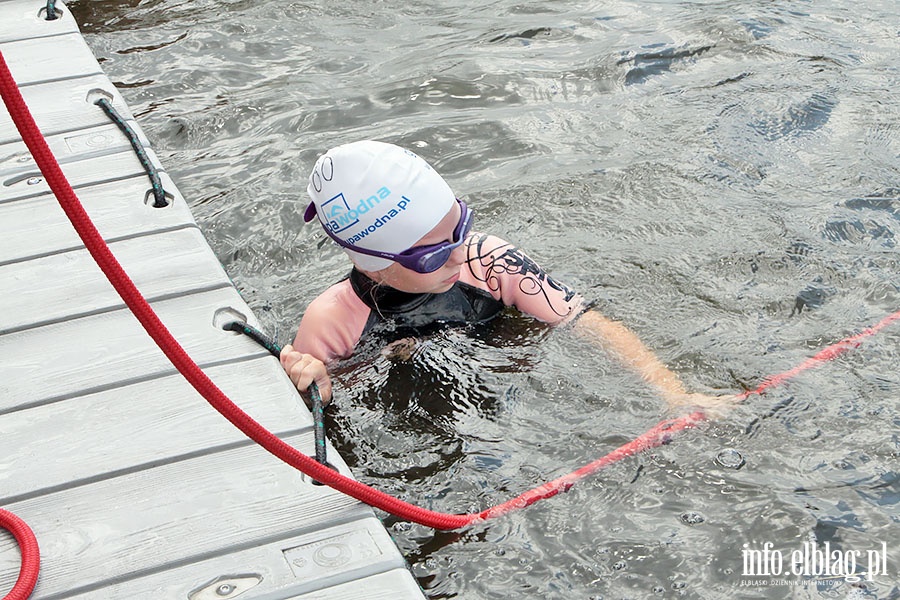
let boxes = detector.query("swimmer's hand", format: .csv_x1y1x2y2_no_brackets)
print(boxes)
662,392,742,419
280,344,333,407
382,337,419,361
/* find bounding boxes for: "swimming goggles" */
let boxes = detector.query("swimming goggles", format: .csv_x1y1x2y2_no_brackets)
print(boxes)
319,198,473,274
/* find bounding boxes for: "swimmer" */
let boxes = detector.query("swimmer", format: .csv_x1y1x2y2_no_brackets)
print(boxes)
280,140,735,415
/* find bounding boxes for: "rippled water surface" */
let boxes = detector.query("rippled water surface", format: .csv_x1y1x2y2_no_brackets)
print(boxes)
71,0,899,597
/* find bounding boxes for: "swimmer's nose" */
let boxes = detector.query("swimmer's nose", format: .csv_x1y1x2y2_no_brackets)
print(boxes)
447,243,466,266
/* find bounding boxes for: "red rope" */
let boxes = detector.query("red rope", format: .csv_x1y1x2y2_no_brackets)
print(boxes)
738,310,900,400
0,48,712,532
0,509,39,600
0,48,702,529
2,40,898,552
0,50,467,531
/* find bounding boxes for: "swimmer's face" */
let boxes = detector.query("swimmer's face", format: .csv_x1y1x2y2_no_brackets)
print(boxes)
362,202,468,293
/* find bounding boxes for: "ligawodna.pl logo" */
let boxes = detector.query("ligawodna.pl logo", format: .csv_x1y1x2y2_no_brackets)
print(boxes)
740,540,891,586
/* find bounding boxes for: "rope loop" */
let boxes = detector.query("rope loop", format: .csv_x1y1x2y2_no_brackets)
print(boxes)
94,97,169,208
0,508,40,600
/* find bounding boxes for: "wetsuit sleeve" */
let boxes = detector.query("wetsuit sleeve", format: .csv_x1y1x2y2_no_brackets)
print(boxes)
292,280,372,363
461,233,584,325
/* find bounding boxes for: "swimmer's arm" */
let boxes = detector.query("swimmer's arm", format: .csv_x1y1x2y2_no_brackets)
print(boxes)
573,309,738,415
573,310,686,399
280,279,369,406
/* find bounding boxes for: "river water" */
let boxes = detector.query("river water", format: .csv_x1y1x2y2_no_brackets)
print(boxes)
70,0,899,597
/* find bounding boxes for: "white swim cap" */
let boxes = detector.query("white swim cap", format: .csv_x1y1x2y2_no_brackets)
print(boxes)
304,140,456,271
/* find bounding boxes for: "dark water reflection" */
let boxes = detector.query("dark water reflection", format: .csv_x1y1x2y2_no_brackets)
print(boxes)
71,0,900,596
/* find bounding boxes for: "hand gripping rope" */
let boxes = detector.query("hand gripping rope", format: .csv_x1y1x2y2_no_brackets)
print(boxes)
222,321,336,479
3,49,900,598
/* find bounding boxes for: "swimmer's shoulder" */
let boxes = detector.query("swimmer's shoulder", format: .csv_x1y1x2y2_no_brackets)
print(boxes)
460,231,583,324
296,278,372,361
460,232,516,277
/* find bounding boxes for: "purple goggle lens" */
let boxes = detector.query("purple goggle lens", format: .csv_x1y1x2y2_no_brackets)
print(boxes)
318,199,472,274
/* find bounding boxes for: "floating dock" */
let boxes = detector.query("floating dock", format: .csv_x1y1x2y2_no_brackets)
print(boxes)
0,1,424,598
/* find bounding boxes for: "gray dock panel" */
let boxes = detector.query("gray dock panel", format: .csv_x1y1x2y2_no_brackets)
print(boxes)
0,1,77,44
0,175,196,265
0,1,425,598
